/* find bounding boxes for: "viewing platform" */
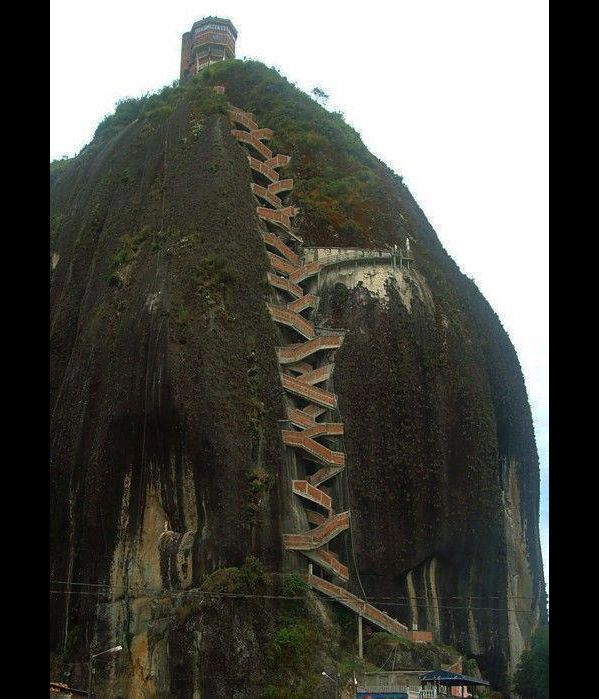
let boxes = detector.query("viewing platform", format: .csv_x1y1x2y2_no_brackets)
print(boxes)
303,245,414,271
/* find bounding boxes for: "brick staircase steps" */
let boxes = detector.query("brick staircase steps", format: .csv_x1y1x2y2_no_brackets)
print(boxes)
258,206,297,233
280,375,337,409
288,362,314,376
269,179,294,195
229,105,434,645
248,156,280,183
308,465,345,487
267,272,303,299
265,154,291,169
304,549,349,582
267,251,297,277
292,479,332,510
228,113,273,141
231,105,430,647
229,109,259,131
231,129,273,160
288,294,319,314
283,511,350,549
262,232,300,266
306,510,328,525
302,422,344,439
305,573,412,638
277,335,344,364
252,127,274,140
287,408,316,429
294,364,333,386
252,182,283,209
302,403,329,419
289,260,322,285
282,429,345,467
267,304,316,340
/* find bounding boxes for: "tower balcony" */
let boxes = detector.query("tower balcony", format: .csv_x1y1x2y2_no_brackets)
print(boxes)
192,35,236,56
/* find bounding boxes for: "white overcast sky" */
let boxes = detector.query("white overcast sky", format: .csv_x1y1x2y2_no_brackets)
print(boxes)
50,0,548,586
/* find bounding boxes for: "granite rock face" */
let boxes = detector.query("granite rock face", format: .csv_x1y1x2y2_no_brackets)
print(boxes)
50,62,546,695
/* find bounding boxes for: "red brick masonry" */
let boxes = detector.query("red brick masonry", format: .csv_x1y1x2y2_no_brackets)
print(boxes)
267,251,297,277
288,361,314,375
293,364,334,386
308,465,345,487
251,180,294,210
267,304,316,340
263,232,300,265
287,408,316,429
289,260,321,285
307,549,350,582
288,294,318,313
301,421,344,438
267,272,303,299
248,156,283,183
257,205,298,233
252,182,283,209
292,480,332,510
305,573,416,639
283,511,350,549
280,376,338,410
229,108,259,131
232,130,273,160
282,429,345,466
276,335,344,364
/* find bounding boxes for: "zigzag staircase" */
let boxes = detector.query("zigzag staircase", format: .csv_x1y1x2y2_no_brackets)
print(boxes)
226,96,431,643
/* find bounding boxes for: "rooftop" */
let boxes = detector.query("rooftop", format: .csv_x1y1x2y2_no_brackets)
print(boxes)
190,16,238,39
420,670,491,687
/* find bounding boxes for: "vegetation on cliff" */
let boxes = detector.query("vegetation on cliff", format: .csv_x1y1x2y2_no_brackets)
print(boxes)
513,627,549,699
50,58,545,696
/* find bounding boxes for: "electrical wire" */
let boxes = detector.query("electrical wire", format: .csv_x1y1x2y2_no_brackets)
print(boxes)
48,580,546,601
328,370,370,604
48,588,542,612
51,581,111,587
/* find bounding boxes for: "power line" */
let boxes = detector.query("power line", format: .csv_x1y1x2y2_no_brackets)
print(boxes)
48,580,546,601
51,581,110,588
48,588,542,612
329,370,370,604
50,590,111,596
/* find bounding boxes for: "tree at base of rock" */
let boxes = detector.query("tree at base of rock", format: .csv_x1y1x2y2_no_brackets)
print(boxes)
513,626,549,699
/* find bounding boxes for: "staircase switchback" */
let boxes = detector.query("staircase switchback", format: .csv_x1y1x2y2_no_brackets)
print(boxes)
228,102,432,643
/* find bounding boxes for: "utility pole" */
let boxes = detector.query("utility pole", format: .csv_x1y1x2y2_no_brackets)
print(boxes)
87,645,123,698
321,670,339,699
357,613,363,658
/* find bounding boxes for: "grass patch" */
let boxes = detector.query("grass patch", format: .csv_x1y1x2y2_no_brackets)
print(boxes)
281,573,309,598
194,59,400,243
93,78,229,143
50,156,75,178
200,555,272,594
193,254,235,307
366,631,461,671
109,228,150,288
246,467,274,526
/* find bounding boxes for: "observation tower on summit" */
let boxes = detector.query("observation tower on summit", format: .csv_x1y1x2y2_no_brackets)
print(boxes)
180,16,238,81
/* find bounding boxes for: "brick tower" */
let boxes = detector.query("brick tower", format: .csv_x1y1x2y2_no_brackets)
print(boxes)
180,17,238,81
